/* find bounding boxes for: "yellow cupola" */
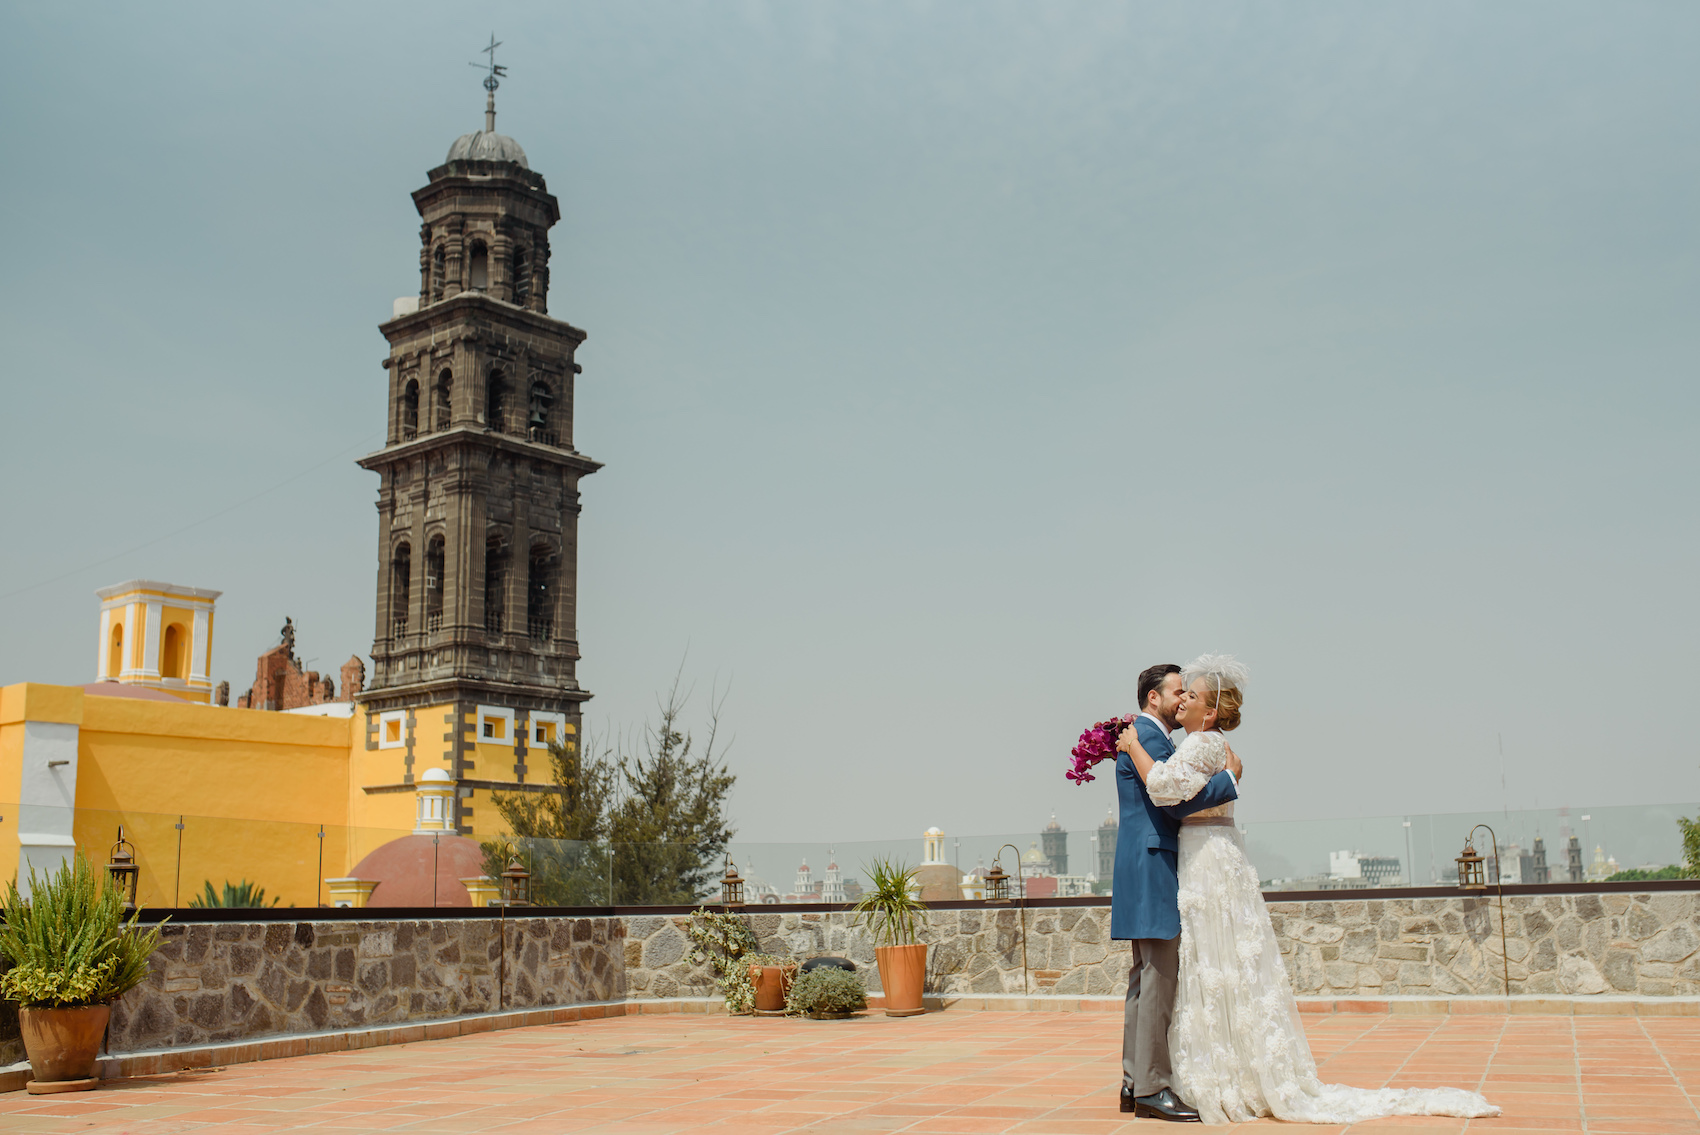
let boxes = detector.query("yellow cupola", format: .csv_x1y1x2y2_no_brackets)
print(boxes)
94,580,221,702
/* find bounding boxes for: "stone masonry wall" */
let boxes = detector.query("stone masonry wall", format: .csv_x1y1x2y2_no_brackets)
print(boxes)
1271,892,1700,997
623,892,1700,1002
8,889,1695,1065
626,907,1123,998
106,917,621,1053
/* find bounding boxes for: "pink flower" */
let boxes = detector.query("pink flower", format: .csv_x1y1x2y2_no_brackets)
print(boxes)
1066,714,1137,784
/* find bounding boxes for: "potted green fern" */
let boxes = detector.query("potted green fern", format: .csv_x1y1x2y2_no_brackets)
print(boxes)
0,854,163,1094
851,857,928,1017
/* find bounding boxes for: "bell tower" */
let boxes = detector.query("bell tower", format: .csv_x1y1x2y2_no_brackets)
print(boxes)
359,49,599,788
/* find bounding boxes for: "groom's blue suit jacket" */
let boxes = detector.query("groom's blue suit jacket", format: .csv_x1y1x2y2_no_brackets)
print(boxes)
1110,716,1240,941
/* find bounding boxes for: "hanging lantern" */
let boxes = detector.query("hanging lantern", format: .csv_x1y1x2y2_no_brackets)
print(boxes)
1455,838,1486,891
106,826,140,913
720,859,745,909
500,854,532,906
984,860,1012,904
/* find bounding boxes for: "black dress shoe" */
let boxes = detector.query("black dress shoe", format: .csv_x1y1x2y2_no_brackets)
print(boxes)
1132,1088,1202,1122
1120,1087,1136,1113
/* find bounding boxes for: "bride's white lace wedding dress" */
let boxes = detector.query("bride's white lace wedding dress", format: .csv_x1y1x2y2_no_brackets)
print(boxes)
1146,730,1500,1126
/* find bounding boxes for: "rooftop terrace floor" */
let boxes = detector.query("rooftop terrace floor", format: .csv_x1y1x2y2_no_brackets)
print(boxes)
1,1010,1696,1134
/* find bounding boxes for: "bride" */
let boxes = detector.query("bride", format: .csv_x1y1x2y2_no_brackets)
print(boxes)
1117,654,1499,1126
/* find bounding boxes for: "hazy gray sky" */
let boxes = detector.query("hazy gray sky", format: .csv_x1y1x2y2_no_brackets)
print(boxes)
2,2,1695,848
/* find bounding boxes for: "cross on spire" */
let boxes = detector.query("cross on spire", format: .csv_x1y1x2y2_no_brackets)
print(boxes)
469,34,508,133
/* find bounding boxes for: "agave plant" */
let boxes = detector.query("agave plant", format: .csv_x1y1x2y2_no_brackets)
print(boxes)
0,853,163,1008
188,879,282,909
851,856,927,948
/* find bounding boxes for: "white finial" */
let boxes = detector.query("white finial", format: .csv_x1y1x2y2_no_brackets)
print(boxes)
470,33,507,134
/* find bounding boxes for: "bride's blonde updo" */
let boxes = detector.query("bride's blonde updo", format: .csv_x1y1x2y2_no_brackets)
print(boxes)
1182,653,1248,732
1205,685,1244,731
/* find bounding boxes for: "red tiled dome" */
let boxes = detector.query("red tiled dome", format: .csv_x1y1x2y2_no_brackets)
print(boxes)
349,833,487,907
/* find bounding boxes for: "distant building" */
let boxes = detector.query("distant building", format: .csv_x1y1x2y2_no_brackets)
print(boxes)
1020,841,1052,878
1529,837,1551,884
960,860,989,900
1042,813,1068,876
915,826,960,902
820,855,847,904
1329,850,1401,890
1566,836,1585,883
1587,846,1619,882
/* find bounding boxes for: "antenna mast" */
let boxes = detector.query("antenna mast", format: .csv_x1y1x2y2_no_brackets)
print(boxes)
470,34,507,133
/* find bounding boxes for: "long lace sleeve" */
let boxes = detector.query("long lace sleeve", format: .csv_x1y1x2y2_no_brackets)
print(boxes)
1146,733,1228,806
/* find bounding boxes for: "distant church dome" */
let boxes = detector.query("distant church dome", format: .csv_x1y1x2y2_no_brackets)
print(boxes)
446,131,529,168
349,833,487,907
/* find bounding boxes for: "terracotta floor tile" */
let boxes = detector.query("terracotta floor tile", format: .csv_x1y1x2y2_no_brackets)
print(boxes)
0,1011,1695,1134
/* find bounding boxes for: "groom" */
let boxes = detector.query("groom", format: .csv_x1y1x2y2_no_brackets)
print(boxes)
1112,663,1241,1122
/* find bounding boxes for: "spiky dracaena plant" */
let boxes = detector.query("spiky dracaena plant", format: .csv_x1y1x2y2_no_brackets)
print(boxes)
0,853,163,1007
851,857,927,948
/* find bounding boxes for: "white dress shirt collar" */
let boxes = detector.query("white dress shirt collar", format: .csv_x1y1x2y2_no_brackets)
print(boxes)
1137,711,1173,735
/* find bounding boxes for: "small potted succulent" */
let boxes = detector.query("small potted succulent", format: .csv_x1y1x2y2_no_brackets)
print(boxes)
786,965,867,1020
852,857,929,1017
0,854,163,1094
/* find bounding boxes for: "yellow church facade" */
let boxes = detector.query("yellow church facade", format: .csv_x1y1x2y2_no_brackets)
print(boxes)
0,679,570,909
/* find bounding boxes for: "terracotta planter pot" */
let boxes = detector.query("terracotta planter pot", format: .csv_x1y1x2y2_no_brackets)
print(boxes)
749,963,794,1015
875,943,928,1017
18,1004,109,1094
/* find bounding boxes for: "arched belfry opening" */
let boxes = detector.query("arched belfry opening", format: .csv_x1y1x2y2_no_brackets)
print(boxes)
486,370,508,433
469,240,489,291
402,379,420,439
434,370,453,431
362,43,600,778
424,536,446,633
390,543,411,638
512,245,531,307
528,381,553,443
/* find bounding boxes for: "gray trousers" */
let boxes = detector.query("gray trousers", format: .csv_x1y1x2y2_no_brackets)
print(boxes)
1122,935,1179,1097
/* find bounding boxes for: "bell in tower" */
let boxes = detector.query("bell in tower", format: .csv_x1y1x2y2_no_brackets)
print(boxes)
358,42,599,817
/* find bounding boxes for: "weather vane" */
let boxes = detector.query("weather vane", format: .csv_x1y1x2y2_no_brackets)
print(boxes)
469,34,507,133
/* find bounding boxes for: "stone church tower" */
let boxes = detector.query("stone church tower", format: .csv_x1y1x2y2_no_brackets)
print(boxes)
358,78,599,793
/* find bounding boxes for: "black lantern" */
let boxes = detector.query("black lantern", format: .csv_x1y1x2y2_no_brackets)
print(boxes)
106,825,139,913
500,855,532,906
720,859,745,909
984,860,1012,904
1455,838,1486,890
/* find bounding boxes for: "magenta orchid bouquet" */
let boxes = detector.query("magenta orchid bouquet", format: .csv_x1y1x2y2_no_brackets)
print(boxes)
1067,714,1137,784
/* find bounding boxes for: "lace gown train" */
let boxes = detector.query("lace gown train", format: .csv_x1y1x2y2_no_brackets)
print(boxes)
1147,732,1500,1126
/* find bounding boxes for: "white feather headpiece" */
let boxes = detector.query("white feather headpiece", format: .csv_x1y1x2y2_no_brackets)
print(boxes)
1182,653,1249,693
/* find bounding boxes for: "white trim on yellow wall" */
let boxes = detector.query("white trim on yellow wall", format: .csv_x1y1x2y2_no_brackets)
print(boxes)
528,711,567,747
476,705,514,743
378,710,407,749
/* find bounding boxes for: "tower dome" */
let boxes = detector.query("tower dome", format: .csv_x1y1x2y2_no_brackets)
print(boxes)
446,131,529,167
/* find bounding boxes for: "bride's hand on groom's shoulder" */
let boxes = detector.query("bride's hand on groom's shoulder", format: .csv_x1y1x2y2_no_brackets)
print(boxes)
1225,743,1244,783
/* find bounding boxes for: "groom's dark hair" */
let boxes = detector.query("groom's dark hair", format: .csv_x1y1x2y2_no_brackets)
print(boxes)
1137,663,1182,710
